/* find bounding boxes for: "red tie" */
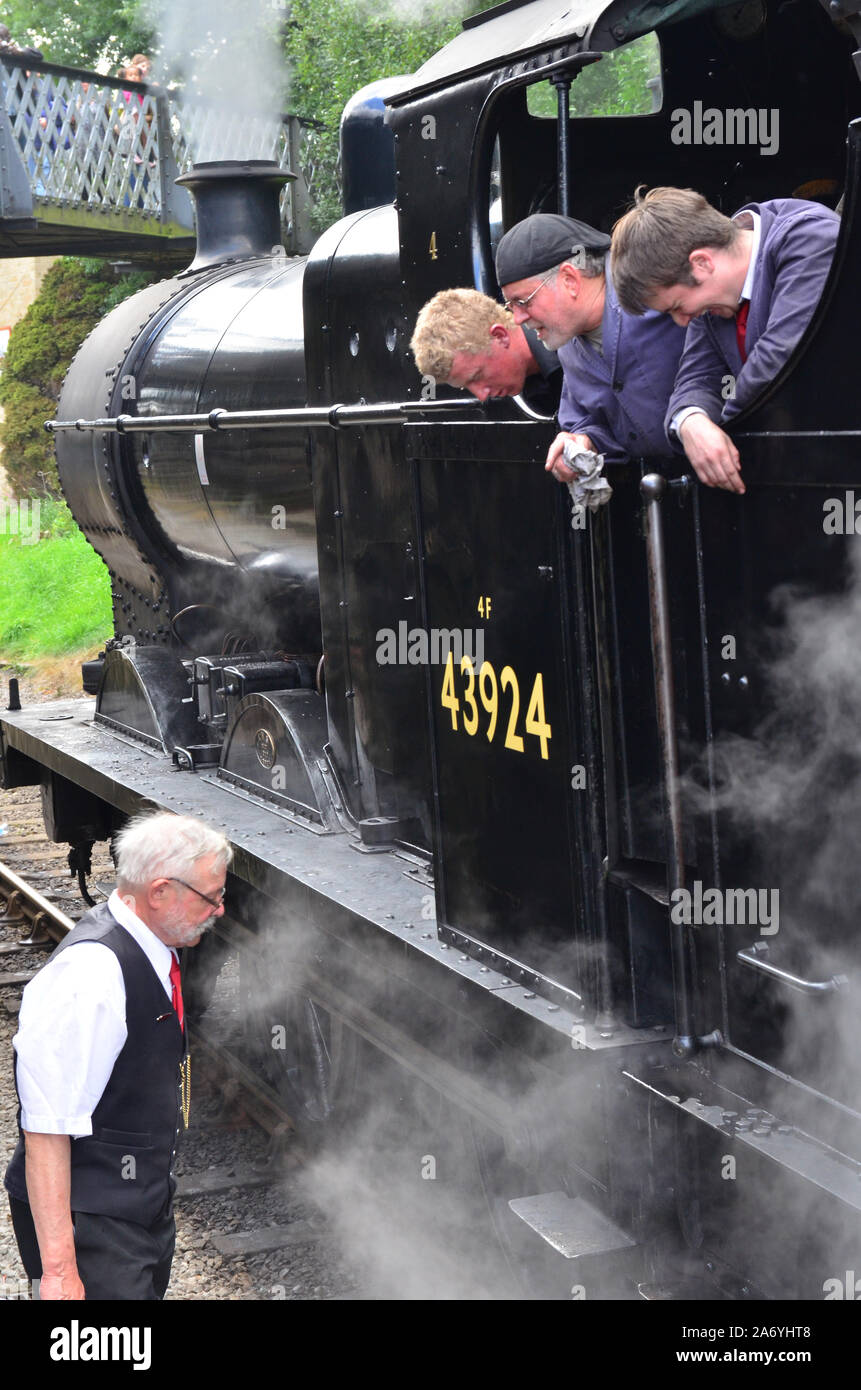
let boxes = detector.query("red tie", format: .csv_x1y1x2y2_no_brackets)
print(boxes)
169,953,184,1031
736,300,750,363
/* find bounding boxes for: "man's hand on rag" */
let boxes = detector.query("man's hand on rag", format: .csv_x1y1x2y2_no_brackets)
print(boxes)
545,431,595,483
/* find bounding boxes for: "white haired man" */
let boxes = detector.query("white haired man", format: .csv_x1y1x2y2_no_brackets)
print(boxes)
4,811,232,1300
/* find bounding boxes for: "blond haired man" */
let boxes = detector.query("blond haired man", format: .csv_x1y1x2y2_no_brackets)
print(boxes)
411,288,562,414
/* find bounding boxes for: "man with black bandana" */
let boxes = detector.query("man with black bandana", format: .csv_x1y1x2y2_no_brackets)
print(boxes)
495,213,687,482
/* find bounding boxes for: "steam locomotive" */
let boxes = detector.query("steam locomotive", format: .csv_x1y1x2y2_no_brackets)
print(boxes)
3,0,861,1300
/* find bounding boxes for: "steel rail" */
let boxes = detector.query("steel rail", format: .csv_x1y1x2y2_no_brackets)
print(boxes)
0,859,74,943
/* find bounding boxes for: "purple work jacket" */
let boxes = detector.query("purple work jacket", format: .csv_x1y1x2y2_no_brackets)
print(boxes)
665,198,840,442
558,263,686,464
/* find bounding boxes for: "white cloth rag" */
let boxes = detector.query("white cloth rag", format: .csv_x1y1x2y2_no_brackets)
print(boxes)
562,441,612,513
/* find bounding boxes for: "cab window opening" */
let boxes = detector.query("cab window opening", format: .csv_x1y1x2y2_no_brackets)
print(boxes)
526,34,662,120
482,33,664,288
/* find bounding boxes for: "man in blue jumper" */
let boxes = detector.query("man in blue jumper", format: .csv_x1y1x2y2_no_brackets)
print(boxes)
5,811,231,1300
495,213,687,483
610,187,840,494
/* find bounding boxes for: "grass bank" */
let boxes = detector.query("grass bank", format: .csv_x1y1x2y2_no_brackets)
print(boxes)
0,498,112,664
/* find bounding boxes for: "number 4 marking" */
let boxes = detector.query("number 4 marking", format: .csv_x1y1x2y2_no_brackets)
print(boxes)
441,650,459,729
525,673,551,759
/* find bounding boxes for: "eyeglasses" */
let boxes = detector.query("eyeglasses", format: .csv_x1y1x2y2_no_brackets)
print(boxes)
167,877,226,910
502,269,556,313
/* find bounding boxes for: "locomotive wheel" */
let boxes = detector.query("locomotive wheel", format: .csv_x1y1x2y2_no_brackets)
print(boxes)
469,1117,568,1300
237,943,360,1140
180,930,233,1026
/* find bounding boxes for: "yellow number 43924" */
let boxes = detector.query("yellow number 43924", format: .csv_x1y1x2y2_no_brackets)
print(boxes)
440,652,551,760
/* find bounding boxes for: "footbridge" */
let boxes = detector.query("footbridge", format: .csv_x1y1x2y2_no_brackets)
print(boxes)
0,56,319,265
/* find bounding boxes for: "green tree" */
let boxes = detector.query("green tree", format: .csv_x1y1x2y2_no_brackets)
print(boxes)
527,34,662,119
285,0,495,230
4,0,499,229
0,0,153,69
0,258,155,494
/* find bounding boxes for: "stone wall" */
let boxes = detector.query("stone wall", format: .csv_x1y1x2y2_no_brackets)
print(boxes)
0,256,57,499
0,256,57,339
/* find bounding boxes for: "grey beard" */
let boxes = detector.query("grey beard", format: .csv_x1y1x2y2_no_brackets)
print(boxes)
527,322,569,351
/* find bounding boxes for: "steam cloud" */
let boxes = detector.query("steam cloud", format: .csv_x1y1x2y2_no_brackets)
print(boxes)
679,534,861,1292
142,0,289,161
238,905,604,1300
688,538,861,947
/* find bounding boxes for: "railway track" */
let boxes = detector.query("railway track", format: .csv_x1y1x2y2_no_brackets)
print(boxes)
0,859,75,950
0,786,358,1301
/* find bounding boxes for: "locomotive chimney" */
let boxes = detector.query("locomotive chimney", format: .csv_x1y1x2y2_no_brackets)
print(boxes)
176,160,294,273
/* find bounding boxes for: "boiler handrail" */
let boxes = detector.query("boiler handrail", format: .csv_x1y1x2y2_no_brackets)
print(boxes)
45,398,485,434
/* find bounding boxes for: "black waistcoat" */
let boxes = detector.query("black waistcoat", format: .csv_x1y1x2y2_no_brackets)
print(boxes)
4,901,185,1226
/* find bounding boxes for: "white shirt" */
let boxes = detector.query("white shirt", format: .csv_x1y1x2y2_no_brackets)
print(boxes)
737,209,762,304
671,210,762,437
14,891,176,1137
